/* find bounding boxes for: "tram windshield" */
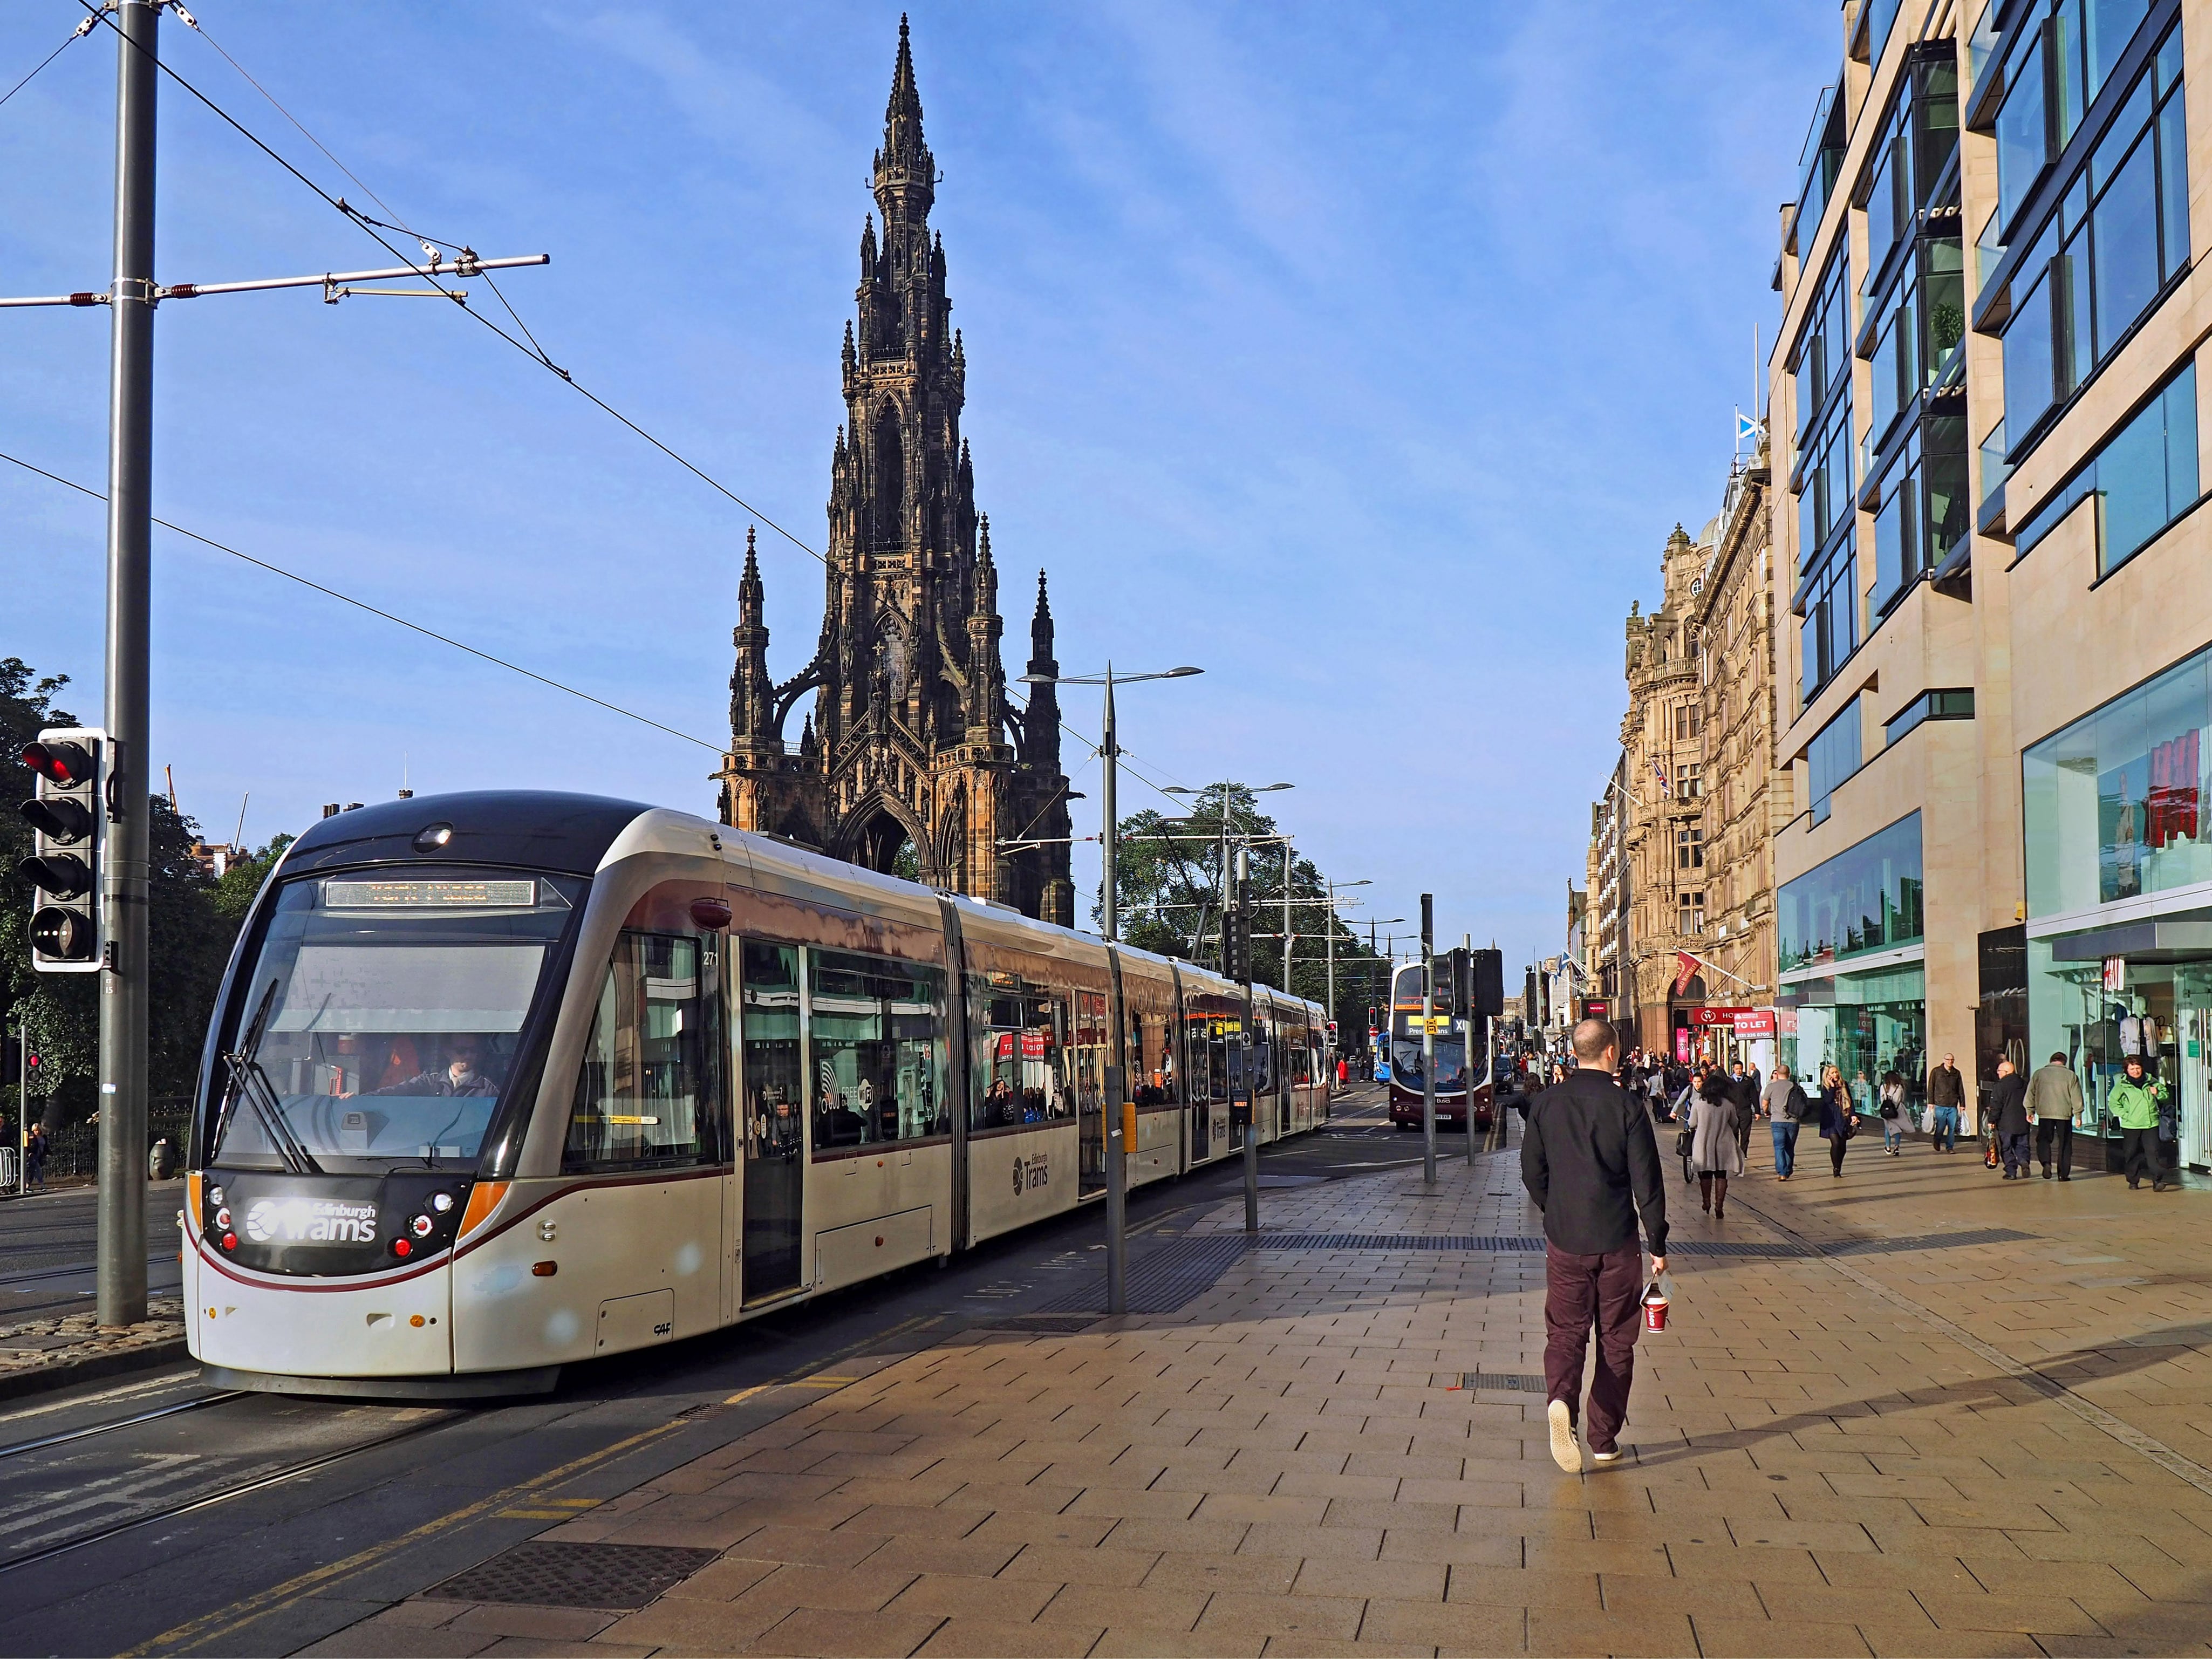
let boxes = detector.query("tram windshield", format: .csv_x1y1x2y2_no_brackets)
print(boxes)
204,871,584,1172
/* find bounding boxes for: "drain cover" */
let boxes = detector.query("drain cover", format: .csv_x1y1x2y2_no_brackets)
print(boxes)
424,1541,721,1608
1460,1370,1546,1393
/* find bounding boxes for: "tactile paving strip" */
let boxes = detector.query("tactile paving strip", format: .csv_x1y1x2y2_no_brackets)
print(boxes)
423,1541,722,1609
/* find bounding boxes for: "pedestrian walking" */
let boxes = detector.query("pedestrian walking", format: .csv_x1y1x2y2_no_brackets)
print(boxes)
2111,1055,2172,1191
1927,1053,1964,1152
1990,1057,2031,1178
1670,1069,1699,1183
1761,1065,1805,1179
1521,1017,1669,1474
2026,1051,2083,1180
1689,1069,1744,1218
1817,1062,1854,1177
24,1123,47,1192
1729,1063,1758,1160
1878,1070,1908,1155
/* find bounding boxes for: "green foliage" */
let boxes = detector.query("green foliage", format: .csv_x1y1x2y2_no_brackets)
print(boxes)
1095,783,1382,1026
2,655,280,1124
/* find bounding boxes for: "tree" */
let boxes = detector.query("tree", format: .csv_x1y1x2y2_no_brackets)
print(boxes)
2,656,272,1129
1096,783,1378,1025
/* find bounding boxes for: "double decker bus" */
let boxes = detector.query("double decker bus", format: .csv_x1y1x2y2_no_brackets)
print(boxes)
1384,960,1492,1131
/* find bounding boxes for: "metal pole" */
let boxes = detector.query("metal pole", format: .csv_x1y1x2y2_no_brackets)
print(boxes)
1239,848,1258,1233
99,0,156,1330
1421,893,1436,1185
1101,668,1126,1317
1467,932,1480,1166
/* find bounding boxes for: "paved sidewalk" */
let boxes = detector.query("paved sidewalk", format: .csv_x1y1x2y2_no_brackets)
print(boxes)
310,1121,2212,1658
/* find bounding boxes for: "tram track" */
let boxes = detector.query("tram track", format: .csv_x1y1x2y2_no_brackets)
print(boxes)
0,1404,466,1577
0,1391,244,1462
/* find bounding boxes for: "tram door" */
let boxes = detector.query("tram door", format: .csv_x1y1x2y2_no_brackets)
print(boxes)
738,941,806,1306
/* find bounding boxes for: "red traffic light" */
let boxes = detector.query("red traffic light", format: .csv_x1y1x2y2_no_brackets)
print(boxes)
21,740,92,788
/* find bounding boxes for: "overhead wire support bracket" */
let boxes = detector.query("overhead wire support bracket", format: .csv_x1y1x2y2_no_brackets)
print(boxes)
0,252,547,309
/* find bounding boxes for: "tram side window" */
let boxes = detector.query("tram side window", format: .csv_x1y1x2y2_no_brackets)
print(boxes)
808,950,947,1155
740,941,804,1160
567,931,717,1171
968,977,1072,1129
1139,1011,1178,1104
1074,989,1107,1118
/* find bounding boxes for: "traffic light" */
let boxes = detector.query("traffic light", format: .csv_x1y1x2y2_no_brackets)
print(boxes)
1470,948,1504,1019
16,727,106,973
1447,947,1472,1019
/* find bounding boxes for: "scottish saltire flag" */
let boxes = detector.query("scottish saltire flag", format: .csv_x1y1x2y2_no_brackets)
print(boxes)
1736,408,1762,449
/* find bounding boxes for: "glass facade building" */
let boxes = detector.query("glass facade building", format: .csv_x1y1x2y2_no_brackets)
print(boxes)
1777,815,1928,1109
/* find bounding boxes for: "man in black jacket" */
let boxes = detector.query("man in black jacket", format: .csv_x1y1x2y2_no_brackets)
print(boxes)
1522,1017,1669,1473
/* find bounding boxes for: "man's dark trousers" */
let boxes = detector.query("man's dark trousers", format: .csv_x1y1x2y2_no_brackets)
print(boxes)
2122,1125,2159,1185
2036,1118,2073,1177
1543,1240,1643,1453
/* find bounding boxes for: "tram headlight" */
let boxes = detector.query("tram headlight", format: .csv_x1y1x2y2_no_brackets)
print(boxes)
207,1185,223,1207
429,1192,454,1213
409,1213,435,1239
213,1206,231,1230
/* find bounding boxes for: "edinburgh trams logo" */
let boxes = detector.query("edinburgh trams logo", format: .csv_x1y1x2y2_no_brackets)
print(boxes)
242,1197,379,1245
1013,1152,1049,1197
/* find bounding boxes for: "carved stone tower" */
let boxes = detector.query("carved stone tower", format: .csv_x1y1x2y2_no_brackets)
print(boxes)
715,17,1072,925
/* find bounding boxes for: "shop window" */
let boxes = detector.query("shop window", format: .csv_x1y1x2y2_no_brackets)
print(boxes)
808,949,946,1153
1778,812,1925,972
2025,643,2212,915
2013,359,2199,573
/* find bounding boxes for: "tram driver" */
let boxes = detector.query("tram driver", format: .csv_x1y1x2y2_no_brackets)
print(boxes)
370,1033,502,1098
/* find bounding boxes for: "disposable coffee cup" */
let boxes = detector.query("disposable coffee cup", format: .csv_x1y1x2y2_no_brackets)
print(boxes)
1641,1279,1669,1333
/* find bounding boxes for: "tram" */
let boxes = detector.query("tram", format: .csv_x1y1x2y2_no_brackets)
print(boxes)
1383,960,1492,1132
180,793,1328,1397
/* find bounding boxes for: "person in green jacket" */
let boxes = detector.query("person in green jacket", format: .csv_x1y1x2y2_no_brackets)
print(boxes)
2109,1055,2172,1191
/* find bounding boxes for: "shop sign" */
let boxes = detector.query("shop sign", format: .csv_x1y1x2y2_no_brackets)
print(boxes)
1731,1010,1776,1037
2104,956,2127,993
1582,998,1608,1018
1692,1006,1752,1027
1776,1008,1798,1035
1674,1029,1692,1063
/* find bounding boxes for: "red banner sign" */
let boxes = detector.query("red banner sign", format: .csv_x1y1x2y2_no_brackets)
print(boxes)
1691,1006,1753,1027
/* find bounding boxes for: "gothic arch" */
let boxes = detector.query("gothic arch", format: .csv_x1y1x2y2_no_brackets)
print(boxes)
873,401,905,547
835,788,932,882
936,783,968,895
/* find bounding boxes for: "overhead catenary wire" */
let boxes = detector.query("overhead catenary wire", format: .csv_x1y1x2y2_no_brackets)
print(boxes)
58,2,1218,819
0,12,97,114
0,447,723,755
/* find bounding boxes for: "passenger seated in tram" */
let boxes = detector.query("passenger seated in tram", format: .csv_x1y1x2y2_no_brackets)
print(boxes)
369,1034,502,1098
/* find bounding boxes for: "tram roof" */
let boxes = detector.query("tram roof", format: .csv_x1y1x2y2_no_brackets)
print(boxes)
281,789,655,878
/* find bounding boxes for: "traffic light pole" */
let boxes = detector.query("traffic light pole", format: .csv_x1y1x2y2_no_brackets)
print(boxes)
1467,933,1481,1168
1239,849,1257,1234
1420,894,1436,1186
98,0,157,1330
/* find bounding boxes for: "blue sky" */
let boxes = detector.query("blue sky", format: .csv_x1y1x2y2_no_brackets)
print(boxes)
0,2,1834,970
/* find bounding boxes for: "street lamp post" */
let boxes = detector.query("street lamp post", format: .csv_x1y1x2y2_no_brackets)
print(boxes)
1163,781,1291,1235
1020,663,1199,1317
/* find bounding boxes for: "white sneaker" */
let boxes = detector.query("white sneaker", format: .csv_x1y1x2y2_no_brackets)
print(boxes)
1592,1447,1623,1464
1547,1398,1583,1473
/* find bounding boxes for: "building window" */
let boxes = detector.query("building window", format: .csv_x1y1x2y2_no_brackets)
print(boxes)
1796,532,1860,704
1778,812,1925,971
1998,25,2185,454
2013,359,2199,574
1679,892,1706,936
1673,706,1702,741
1678,825,1704,870
1870,415,1970,617
1992,0,2158,242
1885,687,1976,743
1682,763,1704,799
1807,701,1863,827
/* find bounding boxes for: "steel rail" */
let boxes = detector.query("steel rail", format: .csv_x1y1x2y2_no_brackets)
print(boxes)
0,1391,243,1461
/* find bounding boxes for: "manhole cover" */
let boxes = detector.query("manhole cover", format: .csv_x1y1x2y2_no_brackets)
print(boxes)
424,1541,721,1608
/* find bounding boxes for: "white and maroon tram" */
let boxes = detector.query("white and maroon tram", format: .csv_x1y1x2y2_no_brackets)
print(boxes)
183,793,1328,1396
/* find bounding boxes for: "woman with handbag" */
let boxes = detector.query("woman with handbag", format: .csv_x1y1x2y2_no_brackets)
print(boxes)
1671,1069,1699,1183
1878,1070,1907,1156
1689,1068,1744,1217
1817,1062,1855,1178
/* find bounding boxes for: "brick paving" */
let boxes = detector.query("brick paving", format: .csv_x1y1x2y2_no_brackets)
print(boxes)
305,1112,2212,1657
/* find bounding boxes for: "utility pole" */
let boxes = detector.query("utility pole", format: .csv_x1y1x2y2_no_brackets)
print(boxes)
1466,933,1480,1168
1421,893,1436,1186
1100,667,1125,1317
1239,846,1258,1233
98,0,158,1330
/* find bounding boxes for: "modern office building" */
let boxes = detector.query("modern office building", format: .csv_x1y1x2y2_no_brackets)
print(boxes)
1772,0,2208,1158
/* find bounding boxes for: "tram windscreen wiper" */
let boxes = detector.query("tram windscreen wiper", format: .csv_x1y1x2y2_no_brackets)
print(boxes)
216,979,323,1176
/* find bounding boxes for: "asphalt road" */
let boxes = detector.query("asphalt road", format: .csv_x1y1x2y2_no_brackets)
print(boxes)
0,1087,1469,1657
0,1182,187,1323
